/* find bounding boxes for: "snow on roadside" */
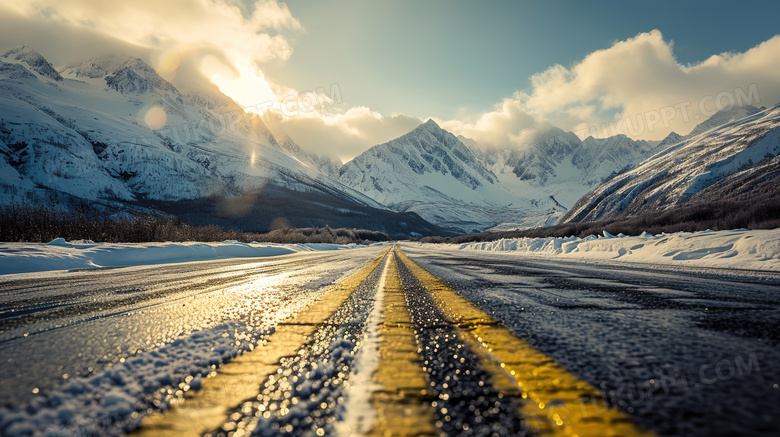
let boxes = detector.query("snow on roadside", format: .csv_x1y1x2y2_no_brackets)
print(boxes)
448,229,780,271
0,320,259,437
0,240,358,276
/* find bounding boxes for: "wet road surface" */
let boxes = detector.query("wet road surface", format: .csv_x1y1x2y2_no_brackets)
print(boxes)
400,244,780,436
0,244,778,436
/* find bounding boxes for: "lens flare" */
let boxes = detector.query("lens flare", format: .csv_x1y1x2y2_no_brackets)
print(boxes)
144,106,167,130
155,50,183,82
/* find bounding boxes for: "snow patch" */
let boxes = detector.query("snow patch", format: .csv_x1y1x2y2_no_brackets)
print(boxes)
0,240,357,276
449,229,780,271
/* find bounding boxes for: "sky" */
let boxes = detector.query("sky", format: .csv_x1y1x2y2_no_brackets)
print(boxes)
1,0,780,161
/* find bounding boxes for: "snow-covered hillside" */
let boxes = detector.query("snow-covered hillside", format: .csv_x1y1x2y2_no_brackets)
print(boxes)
0,46,350,203
563,104,780,223
0,238,359,275
0,46,440,236
687,105,763,138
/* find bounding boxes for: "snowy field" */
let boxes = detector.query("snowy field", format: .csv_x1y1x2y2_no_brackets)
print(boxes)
435,229,780,272
0,239,362,276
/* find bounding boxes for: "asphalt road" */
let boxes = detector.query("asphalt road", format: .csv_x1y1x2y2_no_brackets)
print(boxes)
400,243,780,436
0,248,384,408
0,245,778,436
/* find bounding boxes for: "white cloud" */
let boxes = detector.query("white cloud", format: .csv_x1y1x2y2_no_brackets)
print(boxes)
441,30,780,150
250,0,303,31
435,96,539,150
1,0,300,64
263,30,780,160
0,0,301,107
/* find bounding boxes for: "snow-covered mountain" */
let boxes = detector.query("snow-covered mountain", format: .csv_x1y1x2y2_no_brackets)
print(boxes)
562,104,780,223
0,46,440,236
5,45,772,237
338,120,497,203
336,118,662,232
337,120,577,232
469,129,661,208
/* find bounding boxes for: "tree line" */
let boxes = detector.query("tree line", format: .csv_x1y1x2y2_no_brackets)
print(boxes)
0,203,390,244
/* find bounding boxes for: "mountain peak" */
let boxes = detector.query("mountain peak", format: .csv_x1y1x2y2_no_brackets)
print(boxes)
2,45,28,55
409,119,447,140
337,117,499,212
2,45,33,58
410,119,443,135
422,118,440,129
1,45,62,81
688,104,761,137
62,55,154,80
656,131,684,149
62,55,180,96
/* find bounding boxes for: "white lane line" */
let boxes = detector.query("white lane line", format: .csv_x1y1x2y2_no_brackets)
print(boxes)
335,257,389,437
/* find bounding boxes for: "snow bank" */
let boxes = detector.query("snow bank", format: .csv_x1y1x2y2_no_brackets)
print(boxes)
0,240,356,276
454,229,780,271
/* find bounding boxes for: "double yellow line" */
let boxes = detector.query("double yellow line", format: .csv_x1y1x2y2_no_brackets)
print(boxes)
132,250,388,437
368,248,439,436
131,246,655,436
394,249,655,437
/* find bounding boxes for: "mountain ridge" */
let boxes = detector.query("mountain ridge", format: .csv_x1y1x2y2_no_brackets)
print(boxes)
2,46,776,237
0,47,442,237
562,103,780,223
2,46,63,82
338,120,662,232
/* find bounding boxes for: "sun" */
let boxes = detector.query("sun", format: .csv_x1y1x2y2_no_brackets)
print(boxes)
201,55,278,114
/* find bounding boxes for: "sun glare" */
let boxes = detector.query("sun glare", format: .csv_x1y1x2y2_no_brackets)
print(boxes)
201,57,278,113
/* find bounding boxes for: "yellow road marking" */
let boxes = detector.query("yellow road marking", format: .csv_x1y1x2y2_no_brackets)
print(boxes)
396,249,656,437
368,250,438,437
131,250,389,437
